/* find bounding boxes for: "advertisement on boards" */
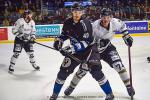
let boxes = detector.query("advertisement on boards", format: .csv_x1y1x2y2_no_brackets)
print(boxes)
116,21,149,34
148,21,150,31
36,25,61,38
0,28,8,40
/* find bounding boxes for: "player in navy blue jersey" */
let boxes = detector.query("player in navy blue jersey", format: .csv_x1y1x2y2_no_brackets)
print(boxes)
49,3,114,100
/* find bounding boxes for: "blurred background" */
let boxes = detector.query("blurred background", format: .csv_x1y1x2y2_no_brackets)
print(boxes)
0,0,150,27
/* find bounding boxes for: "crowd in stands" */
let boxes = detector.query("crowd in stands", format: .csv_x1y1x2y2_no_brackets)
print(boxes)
0,0,150,26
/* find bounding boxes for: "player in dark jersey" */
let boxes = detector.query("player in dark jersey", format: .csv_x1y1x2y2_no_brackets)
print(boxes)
147,57,150,62
49,3,114,100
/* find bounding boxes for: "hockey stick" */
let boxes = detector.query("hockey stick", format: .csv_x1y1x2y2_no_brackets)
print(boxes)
34,41,56,50
34,41,82,63
128,46,134,100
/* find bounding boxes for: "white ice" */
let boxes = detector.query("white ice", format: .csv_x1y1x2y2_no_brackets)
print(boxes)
0,36,150,100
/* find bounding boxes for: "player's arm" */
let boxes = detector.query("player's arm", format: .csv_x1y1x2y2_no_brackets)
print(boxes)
70,19,94,53
60,20,94,56
81,19,93,45
53,20,69,50
30,20,36,42
12,19,23,37
115,18,133,47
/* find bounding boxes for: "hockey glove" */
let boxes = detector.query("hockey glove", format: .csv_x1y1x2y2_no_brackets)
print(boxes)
30,35,36,43
17,33,31,42
98,39,111,53
60,42,86,56
22,34,31,42
53,38,63,50
72,41,87,53
122,34,133,47
60,46,73,56
16,33,24,38
100,39,110,47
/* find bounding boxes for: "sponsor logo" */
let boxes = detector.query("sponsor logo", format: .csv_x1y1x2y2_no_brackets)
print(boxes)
36,25,60,37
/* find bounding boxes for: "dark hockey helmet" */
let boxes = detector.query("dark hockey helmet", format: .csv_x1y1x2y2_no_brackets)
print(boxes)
72,2,83,11
100,8,112,17
24,10,32,15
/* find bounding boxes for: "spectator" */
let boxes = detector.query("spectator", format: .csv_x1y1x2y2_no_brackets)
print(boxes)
2,18,10,26
9,11,20,25
0,0,148,26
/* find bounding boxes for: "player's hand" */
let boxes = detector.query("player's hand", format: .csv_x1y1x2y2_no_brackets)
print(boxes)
100,39,110,47
22,34,31,42
17,33,24,38
53,38,63,50
30,35,36,43
72,41,86,53
122,34,133,47
17,33,30,42
60,46,73,56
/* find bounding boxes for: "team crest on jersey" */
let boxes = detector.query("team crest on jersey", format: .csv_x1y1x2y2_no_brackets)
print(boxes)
62,57,71,68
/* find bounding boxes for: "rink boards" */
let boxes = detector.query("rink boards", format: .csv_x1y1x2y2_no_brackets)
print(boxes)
0,20,150,43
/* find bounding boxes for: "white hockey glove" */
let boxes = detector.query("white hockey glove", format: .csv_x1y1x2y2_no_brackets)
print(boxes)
60,46,74,56
60,41,87,56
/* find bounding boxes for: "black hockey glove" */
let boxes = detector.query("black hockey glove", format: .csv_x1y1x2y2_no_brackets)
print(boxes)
30,35,36,43
17,33,24,38
122,34,133,47
53,38,63,50
100,39,110,47
17,33,31,42
22,33,31,42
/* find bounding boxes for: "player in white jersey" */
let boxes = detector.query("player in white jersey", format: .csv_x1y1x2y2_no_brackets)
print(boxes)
8,10,40,72
64,8,135,98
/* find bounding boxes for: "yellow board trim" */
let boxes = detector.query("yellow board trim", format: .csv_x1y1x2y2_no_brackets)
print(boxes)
115,33,150,37
0,38,55,44
148,21,150,31
0,33,150,44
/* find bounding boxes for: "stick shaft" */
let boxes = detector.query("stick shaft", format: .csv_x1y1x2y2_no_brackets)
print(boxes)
35,41,56,50
35,41,82,63
128,46,133,100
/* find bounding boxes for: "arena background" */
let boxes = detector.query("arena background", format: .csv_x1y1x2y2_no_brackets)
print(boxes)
0,0,150,43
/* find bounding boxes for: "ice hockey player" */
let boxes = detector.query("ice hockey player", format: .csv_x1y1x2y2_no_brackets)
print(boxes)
50,3,114,100
147,57,150,62
8,10,40,72
64,8,135,98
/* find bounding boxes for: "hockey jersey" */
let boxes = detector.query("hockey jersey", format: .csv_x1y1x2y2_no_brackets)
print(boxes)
12,18,36,37
58,17,93,53
92,18,129,53
93,18,128,41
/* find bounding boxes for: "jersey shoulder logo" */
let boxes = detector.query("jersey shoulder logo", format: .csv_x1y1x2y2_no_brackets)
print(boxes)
83,32,89,39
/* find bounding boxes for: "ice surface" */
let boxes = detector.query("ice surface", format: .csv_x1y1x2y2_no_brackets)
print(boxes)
0,36,150,100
